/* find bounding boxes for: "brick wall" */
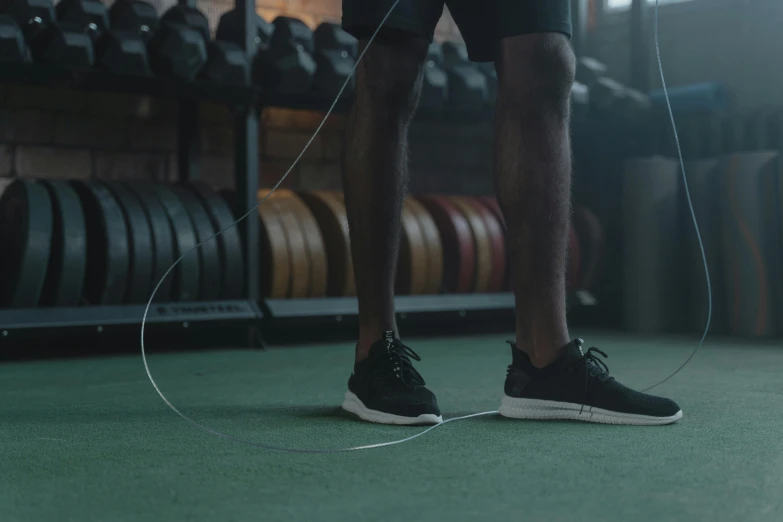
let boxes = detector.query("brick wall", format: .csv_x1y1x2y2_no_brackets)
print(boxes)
0,1,482,196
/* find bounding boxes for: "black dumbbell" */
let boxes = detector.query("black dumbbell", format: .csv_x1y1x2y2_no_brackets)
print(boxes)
160,0,209,44
441,41,487,110
94,29,150,75
56,0,109,40
314,22,357,57
147,21,206,80
215,7,273,52
199,40,249,86
312,49,354,98
3,0,94,68
261,16,316,93
109,0,157,41
0,13,30,62
420,42,447,109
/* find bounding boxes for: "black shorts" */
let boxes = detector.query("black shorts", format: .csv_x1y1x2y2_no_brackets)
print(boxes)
342,0,572,62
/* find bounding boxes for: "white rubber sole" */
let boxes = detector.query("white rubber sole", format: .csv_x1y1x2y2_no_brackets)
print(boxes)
341,391,443,426
498,396,683,425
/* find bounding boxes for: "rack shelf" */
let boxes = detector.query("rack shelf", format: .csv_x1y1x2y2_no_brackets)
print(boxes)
0,63,257,106
0,300,262,338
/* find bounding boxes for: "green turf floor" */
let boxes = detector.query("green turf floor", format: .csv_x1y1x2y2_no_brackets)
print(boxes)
2,332,783,522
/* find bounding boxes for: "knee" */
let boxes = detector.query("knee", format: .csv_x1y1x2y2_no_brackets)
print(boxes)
355,37,428,122
497,34,575,118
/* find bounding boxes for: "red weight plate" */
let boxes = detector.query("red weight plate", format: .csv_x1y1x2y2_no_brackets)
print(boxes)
417,195,475,293
450,196,493,293
405,197,444,295
397,201,429,295
466,197,506,293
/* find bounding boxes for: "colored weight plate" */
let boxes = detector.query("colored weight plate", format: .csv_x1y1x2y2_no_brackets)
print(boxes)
125,183,175,302
450,196,493,293
102,181,155,304
479,196,505,229
189,184,244,299
38,180,86,307
147,183,201,302
397,199,429,295
466,197,506,293
299,191,355,297
567,221,582,291
280,190,329,298
70,180,130,305
572,205,605,291
256,189,291,298
417,195,475,293
259,188,310,298
0,179,53,307
404,197,443,295
171,185,222,301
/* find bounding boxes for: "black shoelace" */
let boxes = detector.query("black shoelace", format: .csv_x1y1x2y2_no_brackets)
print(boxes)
376,340,426,389
579,346,613,414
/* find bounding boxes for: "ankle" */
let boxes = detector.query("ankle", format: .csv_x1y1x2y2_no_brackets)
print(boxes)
356,326,397,362
515,340,568,369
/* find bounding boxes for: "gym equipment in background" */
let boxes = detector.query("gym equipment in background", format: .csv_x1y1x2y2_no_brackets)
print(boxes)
0,14,30,62
312,22,357,99
421,42,448,109
441,41,488,110
717,152,782,338
622,157,682,334
263,16,316,94
3,0,95,68
0,179,53,308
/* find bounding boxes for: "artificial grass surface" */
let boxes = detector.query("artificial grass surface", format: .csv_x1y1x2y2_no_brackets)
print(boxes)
2,333,782,522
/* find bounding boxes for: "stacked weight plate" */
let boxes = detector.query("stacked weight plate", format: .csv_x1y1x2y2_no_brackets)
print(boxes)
0,179,244,309
254,189,604,298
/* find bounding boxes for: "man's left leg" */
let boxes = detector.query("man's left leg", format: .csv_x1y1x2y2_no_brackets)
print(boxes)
448,0,683,425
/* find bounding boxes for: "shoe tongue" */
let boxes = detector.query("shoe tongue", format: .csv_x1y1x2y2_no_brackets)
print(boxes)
382,330,395,344
563,338,586,364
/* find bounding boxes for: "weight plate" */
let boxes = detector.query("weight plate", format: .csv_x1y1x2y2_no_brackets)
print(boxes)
148,183,201,302
171,185,222,301
102,181,154,304
417,195,475,293
259,189,309,298
466,197,506,293
397,200,429,295
404,196,443,295
256,189,291,298
0,179,52,307
479,196,505,229
450,196,493,293
277,189,329,298
572,205,605,291
299,191,355,297
125,183,175,302
567,221,582,292
39,180,86,307
70,180,130,305
188,184,244,299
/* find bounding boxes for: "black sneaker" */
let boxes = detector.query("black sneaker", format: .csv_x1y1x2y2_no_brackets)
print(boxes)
342,331,442,425
499,339,682,425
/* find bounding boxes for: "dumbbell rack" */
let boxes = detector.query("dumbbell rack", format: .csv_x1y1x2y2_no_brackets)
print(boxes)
0,0,265,343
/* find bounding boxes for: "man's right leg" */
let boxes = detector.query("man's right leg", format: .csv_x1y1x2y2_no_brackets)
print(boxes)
342,32,427,361
339,24,442,424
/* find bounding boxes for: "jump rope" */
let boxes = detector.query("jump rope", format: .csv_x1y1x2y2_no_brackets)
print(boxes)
140,0,712,453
